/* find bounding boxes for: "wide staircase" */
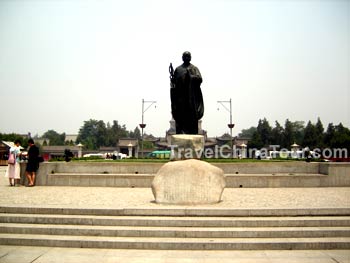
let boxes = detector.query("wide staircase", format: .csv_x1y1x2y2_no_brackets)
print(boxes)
6,162,349,250
0,206,349,250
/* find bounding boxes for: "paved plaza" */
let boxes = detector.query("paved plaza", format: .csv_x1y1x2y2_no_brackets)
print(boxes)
0,245,349,263
0,166,349,262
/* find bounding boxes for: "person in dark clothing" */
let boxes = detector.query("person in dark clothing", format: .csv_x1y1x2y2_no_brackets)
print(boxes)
64,149,74,162
25,139,39,186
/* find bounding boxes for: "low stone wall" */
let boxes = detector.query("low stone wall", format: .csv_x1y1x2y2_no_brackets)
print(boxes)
320,162,350,176
39,162,162,174
18,161,350,187
213,162,320,174
19,162,163,185
33,161,320,175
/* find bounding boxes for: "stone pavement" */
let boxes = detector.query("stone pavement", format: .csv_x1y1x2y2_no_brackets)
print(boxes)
0,246,349,263
0,166,349,262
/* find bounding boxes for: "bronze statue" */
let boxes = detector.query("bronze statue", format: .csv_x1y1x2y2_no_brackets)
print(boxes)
169,51,204,134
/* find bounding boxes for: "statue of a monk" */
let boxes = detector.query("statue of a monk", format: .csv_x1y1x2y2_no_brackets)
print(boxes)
170,51,204,134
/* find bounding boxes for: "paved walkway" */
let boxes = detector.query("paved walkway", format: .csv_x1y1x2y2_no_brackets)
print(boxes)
0,246,349,263
0,166,349,262
0,166,349,210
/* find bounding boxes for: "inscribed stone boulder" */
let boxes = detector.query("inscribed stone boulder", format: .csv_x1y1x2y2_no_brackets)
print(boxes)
151,159,226,205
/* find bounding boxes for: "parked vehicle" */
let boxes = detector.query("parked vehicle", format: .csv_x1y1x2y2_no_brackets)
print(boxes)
83,153,104,158
147,150,171,159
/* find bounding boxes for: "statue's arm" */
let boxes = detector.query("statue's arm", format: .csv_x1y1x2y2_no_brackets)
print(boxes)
189,66,202,83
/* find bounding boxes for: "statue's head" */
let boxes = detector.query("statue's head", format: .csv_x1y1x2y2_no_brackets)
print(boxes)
182,51,191,64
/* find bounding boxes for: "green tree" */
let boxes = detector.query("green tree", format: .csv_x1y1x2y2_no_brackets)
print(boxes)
315,117,325,148
330,123,350,150
282,119,303,148
76,119,140,149
283,119,292,148
42,130,66,145
76,119,107,150
95,120,107,148
303,121,318,148
65,140,75,146
271,121,284,146
324,123,335,148
238,126,257,139
291,121,305,145
256,118,272,146
104,122,113,147
130,126,141,139
0,133,22,144
142,140,154,149
110,121,129,145
248,131,264,149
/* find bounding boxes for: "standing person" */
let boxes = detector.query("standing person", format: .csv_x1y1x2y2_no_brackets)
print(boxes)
25,139,39,187
5,139,22,186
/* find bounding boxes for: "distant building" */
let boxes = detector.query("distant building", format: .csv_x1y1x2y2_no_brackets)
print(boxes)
41,145,81,161
117,138,139,158
35,138,50,146
65,134,78,144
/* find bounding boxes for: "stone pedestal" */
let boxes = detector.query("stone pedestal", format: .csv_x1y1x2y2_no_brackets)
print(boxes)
170,135,204,160
151,159,226,205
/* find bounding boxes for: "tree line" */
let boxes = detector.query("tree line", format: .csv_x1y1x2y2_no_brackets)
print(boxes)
0,119,141,150
2,118,349,151
41,119,142,150
75,120,141,150
240,118,350,150
0,133,30,148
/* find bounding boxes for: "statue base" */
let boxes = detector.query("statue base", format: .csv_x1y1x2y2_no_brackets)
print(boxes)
170,134,204,160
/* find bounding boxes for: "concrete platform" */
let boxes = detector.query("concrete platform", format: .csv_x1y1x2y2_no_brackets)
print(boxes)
1,166,350,261
39,172,342,188
18,161,350,187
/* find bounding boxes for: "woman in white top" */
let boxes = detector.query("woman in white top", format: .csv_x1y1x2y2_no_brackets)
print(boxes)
5,139,22,186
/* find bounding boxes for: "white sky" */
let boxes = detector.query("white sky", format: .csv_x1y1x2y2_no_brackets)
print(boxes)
0,0,349,138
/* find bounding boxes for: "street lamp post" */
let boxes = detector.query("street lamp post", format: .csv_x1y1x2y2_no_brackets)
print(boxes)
139,99,157,158
217,98,235,158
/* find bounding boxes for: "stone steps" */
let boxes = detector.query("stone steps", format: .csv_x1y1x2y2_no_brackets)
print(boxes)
1,214,350,227
1,206,350,216
0,206,349,250
44,172,330,188
1,234,349,250
1,223,350,238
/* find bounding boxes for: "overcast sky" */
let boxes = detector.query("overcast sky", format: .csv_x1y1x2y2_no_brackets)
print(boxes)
0,0,349,138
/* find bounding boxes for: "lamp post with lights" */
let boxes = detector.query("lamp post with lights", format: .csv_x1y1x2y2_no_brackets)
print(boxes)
139,99,156,158
217,98,235,158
